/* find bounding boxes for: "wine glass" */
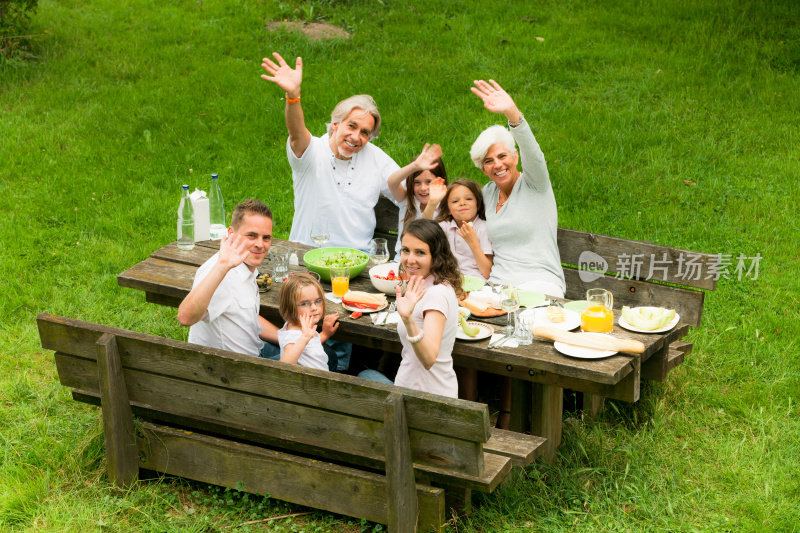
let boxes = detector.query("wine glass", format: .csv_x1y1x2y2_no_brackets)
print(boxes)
368,238,389,265
499,289,519,334
310,220,330,247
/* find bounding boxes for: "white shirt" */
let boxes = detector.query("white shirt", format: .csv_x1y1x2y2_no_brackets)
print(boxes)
277,325,329,371
439,218,493,279
394,276,459,398
188,253,264,356
287,133,400,250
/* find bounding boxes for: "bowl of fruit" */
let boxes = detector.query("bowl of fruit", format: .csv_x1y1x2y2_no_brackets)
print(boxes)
369,262,406,295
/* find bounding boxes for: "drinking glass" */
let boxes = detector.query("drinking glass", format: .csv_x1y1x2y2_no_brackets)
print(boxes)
368,238,389,265
515,313,533,345
500,293,519,334
330,266,350,299
310,220,330,247
270,245,290,283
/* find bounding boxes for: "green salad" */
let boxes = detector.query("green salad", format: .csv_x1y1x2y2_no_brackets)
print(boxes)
315,250,368,268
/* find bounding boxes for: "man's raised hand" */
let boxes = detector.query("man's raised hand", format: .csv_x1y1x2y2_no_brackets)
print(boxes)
218,233,250,270
261,52,303,97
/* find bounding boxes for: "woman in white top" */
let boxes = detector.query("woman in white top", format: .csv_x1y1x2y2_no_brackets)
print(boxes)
385,144,448,258
364,219,462,398
470,79,566,298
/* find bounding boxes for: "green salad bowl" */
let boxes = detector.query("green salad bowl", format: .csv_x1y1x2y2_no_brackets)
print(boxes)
302,247,370,281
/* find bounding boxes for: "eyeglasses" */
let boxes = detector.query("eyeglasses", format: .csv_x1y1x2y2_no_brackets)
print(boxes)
297,298,323,309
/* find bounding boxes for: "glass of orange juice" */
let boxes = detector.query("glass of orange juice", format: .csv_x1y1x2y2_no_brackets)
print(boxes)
330,266,350,299
580,288,614,333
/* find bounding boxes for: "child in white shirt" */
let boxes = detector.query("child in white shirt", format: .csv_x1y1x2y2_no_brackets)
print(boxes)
277,272,340,371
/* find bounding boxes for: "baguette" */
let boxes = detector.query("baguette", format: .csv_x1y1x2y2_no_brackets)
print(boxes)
341,291,387,309
533,326,645,354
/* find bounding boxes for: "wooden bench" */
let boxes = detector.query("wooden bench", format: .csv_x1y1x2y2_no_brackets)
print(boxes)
38,313,546,532
374,196,716,414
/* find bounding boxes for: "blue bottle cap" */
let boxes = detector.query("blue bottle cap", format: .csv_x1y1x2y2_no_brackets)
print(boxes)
182,184,189,189
211,173,218,179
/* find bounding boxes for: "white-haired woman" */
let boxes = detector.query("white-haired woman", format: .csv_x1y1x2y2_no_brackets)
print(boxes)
470,79,565,298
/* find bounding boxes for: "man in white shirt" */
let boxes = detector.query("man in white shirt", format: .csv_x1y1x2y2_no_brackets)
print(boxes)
260,52,399,250
177,199,281,358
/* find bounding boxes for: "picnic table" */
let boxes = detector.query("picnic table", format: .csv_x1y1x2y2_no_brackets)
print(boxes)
118,237,694,459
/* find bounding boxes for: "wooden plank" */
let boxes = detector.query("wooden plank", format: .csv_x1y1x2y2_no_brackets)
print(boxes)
54,351,485,477
641,345,685,382
96,333,139,487
70,387,509,494
484,428,547,467
117,257,196,298
144,292,182,308
530,384,563,462
149,242,216,266
37,314,490,443
562,268,705,326
665,348,685,373
582,393,605,417
508,379,530,433
450,352,639,402
671,341,693,356
137,422,446,532
557,227,718,290
384,393,418,533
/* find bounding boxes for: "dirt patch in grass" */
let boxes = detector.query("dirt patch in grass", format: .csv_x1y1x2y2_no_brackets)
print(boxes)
265,21,351,41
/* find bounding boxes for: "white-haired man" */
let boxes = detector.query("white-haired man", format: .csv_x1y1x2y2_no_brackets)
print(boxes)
261,52,400,250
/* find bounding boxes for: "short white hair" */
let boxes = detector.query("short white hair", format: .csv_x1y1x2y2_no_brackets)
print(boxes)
469,125,516,169
326,94,382,139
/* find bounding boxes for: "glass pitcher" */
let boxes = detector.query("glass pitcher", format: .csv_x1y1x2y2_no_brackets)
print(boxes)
580,288,614,333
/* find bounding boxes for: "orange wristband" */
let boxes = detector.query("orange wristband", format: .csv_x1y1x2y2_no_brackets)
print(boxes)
286,93,301,104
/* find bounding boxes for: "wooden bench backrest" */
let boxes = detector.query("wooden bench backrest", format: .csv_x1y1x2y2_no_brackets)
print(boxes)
38,313,500,484
374,197,715,325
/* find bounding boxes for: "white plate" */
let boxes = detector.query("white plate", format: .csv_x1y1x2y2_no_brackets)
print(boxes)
618,308,680,333
554,333,618,359
342,301,388,314
455,321,493,341
518,307,581,331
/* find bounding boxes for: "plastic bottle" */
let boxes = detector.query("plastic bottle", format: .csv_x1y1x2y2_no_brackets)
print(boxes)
177,184,195,250
208,173,226,239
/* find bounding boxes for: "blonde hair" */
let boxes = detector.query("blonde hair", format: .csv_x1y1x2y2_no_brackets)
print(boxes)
278,272,326,326
326,95,382,139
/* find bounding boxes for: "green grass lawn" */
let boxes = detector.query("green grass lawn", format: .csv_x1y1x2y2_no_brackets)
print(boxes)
2,0,799,530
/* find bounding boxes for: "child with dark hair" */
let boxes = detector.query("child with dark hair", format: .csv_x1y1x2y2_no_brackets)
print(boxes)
385,144,448,258
430,178,494,280
358,219,462,398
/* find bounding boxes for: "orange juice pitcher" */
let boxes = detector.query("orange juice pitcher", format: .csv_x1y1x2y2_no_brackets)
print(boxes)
581,288,614,333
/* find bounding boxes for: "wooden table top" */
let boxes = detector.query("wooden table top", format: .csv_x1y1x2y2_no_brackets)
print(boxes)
118,238,690,403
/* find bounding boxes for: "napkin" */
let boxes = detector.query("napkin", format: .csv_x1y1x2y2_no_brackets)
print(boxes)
325,292,342,305
371,312,399,325
489,333,519,349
